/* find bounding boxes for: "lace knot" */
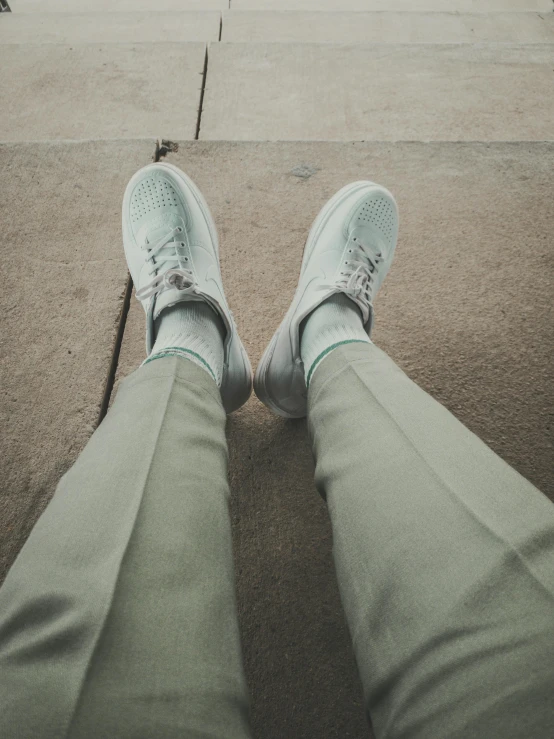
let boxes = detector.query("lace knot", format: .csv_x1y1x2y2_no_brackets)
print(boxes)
135,228,197,302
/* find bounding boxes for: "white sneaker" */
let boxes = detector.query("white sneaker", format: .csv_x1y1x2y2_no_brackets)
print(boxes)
254,181,399,418
122,162,252,413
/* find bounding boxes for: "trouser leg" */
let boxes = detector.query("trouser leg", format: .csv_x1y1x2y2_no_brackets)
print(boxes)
0,357,251,739
308,342,554,739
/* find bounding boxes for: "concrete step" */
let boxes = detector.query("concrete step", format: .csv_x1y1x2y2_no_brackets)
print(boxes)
0,138,153,580
114,140,553,739
232,0,553,12
0,12,221,43
222,10,554,43
8,0,226,11
0,43,206,141
200,43,554,141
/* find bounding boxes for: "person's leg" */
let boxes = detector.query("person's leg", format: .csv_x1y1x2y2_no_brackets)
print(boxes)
255,178,554,738
0,161,254,738
308,340,554,738
0,356,252,739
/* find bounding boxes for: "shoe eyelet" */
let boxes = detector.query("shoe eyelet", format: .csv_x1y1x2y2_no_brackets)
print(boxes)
180,242,185,247
177,227,183,233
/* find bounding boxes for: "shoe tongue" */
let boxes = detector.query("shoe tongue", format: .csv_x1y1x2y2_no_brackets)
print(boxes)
138,213,183,246
141,213,193,321
350,224,386,257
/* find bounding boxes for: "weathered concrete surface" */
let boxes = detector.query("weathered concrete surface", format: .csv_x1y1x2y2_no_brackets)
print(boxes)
0,43,205,141
232,0,553,11
201,43,554,141
223,10,554,43
0,12,221,43
0,139,153,583
9,0,226,11
114,141,554,739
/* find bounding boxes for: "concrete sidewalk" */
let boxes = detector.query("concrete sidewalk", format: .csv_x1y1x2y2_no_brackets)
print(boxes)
1,2,553,737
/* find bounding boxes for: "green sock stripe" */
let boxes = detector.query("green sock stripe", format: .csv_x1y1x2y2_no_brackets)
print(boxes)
306,339,368,388
144,347,217,383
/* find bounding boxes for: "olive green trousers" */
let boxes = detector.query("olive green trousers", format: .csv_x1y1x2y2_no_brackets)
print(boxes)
1,342,553,738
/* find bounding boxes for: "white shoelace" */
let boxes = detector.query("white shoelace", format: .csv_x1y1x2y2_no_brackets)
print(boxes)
319,236,383,320
136,227,198,302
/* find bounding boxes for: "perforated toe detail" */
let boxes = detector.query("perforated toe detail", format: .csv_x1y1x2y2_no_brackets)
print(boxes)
351,194,397,246
130,176,180,224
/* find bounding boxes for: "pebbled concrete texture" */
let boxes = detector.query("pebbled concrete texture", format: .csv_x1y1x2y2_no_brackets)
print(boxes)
222,10,554,43
232,0,554,11
0,139,153,584
0,12,221,44
8,0,227,12
114,141,554,739
200,43,554,142
0,43,205,142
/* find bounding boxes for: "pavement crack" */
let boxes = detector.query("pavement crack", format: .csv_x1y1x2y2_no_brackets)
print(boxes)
97,274,133,426
195,45,209,141
155,139,179,161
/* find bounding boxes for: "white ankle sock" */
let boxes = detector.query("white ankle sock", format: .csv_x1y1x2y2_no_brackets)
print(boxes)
300,293,371,386
144,301,226,386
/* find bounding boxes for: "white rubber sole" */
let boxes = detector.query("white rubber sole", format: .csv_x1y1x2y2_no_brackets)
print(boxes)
254,329,299,418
